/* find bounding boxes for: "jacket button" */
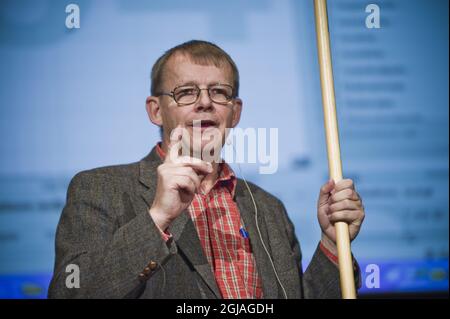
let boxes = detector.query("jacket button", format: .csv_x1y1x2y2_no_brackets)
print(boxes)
148,261,158,270
138,273,147,282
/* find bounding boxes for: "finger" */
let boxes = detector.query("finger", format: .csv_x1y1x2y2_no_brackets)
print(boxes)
177,156,213,175
174,176,196,195
328,210,360,224
318,179,335,206
334,179,355,193
176,156,204,165
329,199,360,213
331,188,359,203
166,125,187,163
170,167,202,191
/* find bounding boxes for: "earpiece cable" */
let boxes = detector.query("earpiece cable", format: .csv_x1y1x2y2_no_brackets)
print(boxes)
229,140,289,299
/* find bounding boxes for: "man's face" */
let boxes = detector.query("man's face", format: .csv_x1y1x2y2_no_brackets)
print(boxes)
146,53,242,159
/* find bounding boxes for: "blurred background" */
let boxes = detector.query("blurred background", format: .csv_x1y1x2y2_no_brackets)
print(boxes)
0,0,448,298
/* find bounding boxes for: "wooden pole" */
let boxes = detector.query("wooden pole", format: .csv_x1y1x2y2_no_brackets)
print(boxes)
313,0,356,299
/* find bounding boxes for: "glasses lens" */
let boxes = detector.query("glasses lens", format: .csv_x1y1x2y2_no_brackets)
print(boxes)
209,85,233,103
174,86,199,104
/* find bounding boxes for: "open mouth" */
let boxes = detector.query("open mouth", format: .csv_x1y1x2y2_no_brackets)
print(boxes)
187,119,218,129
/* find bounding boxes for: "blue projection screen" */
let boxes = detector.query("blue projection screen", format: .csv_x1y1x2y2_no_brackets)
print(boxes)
0,0,448,298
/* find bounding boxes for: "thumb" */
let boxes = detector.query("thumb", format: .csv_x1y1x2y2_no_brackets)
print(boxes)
318,179,335,206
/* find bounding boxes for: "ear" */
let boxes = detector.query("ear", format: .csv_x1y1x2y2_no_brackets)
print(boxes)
230,98,242,128
146,96,163,127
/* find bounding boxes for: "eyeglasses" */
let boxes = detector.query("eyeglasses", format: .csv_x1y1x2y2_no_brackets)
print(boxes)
156,83,235,106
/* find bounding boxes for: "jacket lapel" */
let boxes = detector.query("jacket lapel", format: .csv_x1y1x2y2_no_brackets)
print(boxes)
137,147,221,298
168,212,221,298
235,180,280,299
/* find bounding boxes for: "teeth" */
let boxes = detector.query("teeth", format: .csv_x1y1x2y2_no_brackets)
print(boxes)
190,120,215,126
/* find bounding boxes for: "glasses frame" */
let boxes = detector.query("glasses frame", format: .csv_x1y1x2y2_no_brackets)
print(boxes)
156,83,235,106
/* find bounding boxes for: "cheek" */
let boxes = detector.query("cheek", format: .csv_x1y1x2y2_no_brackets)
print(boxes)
218,109,234,127
162,108,183,126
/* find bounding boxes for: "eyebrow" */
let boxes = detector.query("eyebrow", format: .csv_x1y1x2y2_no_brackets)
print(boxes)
176,81,198,87
175,81,231,87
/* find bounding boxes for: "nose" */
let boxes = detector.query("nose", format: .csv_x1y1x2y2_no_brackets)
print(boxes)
194,88,213,112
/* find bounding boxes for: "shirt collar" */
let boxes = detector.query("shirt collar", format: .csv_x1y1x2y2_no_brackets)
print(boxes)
155,142,237,198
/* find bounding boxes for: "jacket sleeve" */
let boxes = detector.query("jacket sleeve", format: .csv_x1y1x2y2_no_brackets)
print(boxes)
48,172,176,299
279,200,359,299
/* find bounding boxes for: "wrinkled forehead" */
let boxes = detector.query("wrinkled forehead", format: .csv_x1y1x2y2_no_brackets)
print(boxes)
162,52,234,89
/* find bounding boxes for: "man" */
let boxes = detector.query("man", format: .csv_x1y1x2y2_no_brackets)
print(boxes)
48,40,365,299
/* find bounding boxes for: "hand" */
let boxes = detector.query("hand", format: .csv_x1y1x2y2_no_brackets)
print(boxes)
149,137,213,231
317,179,365,255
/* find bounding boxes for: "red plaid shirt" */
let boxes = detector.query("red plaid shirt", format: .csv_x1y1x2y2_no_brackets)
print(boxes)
155,144,263,299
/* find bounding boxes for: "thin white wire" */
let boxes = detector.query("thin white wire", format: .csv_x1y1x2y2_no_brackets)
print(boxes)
230,140,288,299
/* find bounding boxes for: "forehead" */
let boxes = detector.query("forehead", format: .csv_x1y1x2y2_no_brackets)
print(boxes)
163,53,233,88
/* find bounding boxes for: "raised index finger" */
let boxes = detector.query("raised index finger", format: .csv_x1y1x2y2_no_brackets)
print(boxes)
165,125,188,164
